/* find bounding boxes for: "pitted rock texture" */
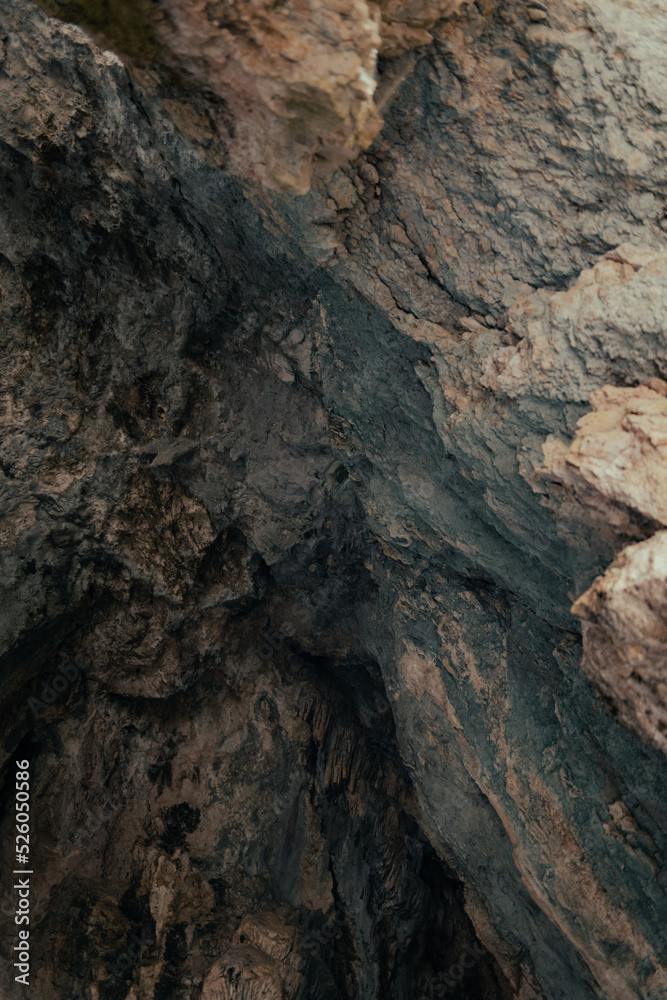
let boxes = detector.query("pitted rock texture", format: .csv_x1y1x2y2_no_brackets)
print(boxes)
541,381,667,539
572,530,667,757
1,1,667,1000
482,249,667,408
33,0,465,194
547,378,667,757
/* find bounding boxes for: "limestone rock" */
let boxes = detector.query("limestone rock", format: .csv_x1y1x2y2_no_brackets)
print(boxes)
378,0,465,58
34,0,465,193
540,382,667,535
482,247,667,405
572,531,667,755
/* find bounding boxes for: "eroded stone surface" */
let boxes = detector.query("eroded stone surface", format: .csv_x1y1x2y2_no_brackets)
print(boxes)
1,1,667,999
541,383,667,535
572,531,667,756
33,0,466,193
483,249,667,407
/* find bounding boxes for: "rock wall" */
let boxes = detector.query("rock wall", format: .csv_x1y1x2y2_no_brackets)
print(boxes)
1,1,666,999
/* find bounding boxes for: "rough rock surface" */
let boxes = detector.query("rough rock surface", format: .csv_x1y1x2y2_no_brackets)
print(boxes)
33,0,465,193
572,531,667,757
1,1,667,1000
541,381,667,534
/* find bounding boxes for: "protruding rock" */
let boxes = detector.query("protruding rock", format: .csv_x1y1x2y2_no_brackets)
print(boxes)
482,246,667,405
541,383,667,535
572,531,667,755
36,0,466,193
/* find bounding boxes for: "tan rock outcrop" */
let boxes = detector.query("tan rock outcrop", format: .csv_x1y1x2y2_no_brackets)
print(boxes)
571,531,667,755
481,244,667,756
535,356,667,755
36,0,465,193
152,0,385,193
202,912,303,999
541,382,667,535
482,246,667,406
202,946,287,999
378,0,464,58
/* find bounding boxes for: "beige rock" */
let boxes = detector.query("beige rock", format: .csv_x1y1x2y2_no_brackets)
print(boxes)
572,531,667,754
148,849,216,947
157,0,384,192
378,0,465,57
35,0,465,192
541,383,667,532
202,946,286,999
539,377,667,754
232,912,297,963
200,912,305,998
482,246,667,405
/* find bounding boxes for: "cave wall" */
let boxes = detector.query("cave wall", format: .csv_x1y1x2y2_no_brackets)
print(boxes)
1,0,667,998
